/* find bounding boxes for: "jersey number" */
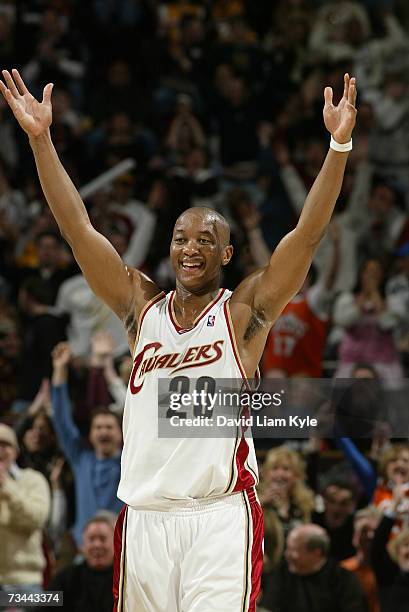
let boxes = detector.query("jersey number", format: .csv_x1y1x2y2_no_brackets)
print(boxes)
166,376,216,419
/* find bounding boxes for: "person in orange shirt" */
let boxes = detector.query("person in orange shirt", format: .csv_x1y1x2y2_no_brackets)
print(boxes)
263,222,340,378
341,506,381,612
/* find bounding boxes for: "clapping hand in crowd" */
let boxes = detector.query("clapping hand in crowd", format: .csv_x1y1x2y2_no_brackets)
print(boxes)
90,331,118,385
28,378,52,416
49,456,65,490
52,341,71,385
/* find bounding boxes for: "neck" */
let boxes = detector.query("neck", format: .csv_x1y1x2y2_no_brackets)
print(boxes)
173,282,221,328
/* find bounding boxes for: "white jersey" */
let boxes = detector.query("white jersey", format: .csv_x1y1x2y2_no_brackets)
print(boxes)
117,288,259,509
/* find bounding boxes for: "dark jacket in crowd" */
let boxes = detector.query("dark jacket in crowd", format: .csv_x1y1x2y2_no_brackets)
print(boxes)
36,561,114,612
371,514,409,612
261,558,368,612
312,510,356,561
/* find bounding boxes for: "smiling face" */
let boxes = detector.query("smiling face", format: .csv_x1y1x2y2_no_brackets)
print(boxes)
323,485,356,528
170,208,233,292
387,449,409,483
285,528,327,576
266,459,297,494
23,414,55,454
89,414,122,458
82,520,114,570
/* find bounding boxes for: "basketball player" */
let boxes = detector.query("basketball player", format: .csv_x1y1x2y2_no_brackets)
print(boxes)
0,68,357,611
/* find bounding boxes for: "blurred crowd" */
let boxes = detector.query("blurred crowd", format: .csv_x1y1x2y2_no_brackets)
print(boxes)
0,0,409,610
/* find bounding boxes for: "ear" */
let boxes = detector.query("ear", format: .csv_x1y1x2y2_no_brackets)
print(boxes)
222,245,233,266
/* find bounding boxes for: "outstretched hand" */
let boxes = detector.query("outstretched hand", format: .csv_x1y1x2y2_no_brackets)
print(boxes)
0,69,53,137
52,342,71,370
323,73,357,144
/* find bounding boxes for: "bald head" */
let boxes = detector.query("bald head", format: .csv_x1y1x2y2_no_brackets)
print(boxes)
176,207,231,247
286,524,330,575
292,524,330,555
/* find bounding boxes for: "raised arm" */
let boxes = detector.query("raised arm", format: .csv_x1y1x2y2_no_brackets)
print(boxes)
0,69,159,335
230,74,357,375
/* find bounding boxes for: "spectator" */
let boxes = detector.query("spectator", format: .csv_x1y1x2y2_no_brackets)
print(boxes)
312,476,358,561
263,222,340,378
51,342,122,548
9,231,76,304
371,482,409,612
259,447,315,570
55,274,128,360
39,512,115,612
333,258,403,383
0,423,50,599
0,317,20,416
87,331,127,412
15,277,66,409
166,94,206,163
386,241,409,360
261,524,367,612
341,506,381,612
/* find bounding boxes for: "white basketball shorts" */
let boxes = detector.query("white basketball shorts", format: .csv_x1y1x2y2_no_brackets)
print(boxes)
113,488,263,611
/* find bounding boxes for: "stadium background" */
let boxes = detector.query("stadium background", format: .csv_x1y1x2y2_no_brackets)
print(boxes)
0,0,409,610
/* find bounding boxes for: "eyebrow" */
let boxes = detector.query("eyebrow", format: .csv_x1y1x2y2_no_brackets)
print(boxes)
174,228,214,237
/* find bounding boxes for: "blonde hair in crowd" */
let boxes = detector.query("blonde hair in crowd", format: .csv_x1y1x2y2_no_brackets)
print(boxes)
261,446,315,519
388,528,409,564
259,446,315,570
378,443,409,480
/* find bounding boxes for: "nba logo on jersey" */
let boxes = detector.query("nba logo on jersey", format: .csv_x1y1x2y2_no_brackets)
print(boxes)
207,315,215,326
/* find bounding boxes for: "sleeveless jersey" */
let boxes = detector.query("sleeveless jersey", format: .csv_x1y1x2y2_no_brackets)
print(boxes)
262,295,327,377
117,288,259,509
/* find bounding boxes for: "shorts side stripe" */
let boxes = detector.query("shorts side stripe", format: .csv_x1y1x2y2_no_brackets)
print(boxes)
241,491,252,612
113,505,128,612
244,490,264,612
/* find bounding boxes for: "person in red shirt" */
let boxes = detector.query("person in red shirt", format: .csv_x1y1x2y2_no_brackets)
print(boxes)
263,222,340,378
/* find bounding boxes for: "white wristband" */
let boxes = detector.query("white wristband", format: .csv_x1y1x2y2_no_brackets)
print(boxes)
330,135,352,152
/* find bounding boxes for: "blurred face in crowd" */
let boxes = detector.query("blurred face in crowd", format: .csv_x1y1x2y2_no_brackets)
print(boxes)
360,259,383,292
285,528,325,575
185,148,207,174
108,61,131,89
353,366,377,379
265,458,297,495
83,520,114,570
369,184,395,217
37,235,60,269
170,209,232,292
224,77,245,106
387,449,409,483
113,175,134,203
0,323,20,358
323,485,355,528
397,536,409,572
353,514,380,554
305,140,326,170
89,414,122,458
23,414,55,454
0,440,17,472
109,113,133,143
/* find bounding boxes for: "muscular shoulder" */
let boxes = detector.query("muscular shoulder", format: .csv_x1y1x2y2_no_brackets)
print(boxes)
230,269,273,341
123,267,162,343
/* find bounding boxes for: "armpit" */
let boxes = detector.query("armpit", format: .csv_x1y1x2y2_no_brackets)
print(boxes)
244,307,267,341
124,310,138,339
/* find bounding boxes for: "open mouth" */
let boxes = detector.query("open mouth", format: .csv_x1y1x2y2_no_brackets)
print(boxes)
181,261,204,271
